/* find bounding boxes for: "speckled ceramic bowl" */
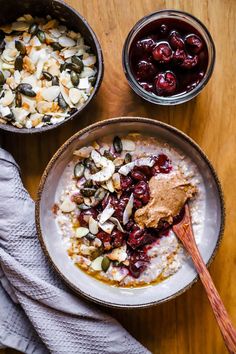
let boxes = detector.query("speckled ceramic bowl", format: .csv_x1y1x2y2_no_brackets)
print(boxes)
0,0,103,133
36,117,225,308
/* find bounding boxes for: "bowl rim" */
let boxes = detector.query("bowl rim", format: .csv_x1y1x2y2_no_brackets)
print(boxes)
35,117,225,309
122,9,216,105
0,0,104,134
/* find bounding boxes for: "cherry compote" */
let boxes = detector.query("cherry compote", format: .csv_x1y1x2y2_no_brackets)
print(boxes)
130,18,208,96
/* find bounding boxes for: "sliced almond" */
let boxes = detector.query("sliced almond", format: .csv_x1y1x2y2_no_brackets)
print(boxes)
73,146,93,158
99,221,115,234
60,197,76,213
90,256,103,271
89,216,99,235
82,55,96,66
112,173,121,190
0,90,14,106
69,88,81,104
99,202,115,224
75,227,89,238
121,139,136,151
107,245,127,262
41,86,60,102
59,36,76,47
123,193,134,225
11,21,29,32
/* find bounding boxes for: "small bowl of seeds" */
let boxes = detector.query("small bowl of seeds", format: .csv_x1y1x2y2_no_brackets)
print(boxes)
0,0,103,133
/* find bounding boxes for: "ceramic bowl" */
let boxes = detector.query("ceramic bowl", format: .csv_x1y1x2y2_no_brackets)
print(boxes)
36,117,224,308
0,0,103,133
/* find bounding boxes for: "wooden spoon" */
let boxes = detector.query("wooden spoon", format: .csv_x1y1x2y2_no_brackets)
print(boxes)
173,204,236,354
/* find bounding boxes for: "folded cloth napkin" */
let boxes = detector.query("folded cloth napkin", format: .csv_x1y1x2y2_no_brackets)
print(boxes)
0,148,150,354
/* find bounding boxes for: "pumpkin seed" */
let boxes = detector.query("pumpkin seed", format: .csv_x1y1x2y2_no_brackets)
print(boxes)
74,163,85,178
71,56,84,73
81,188,96,197
101,257,110,272
15,40,26,55
0,39,5,53
28,23,38,36
91,249,103,261
89,76,96,85
42,71,53,81
84,158,92,168
66,62,82,73
85,232,96,241
52,76,59,86
84,179,93,188
0,71,5,85
51,42,63,51
17,83,36,97
113,136,123,153
14,55,23,71
94,188,106,202
36,30,46,43
69,107,77,115
60,62,67,72
124,153,132,164
42,115,52,123
70,70,80,86
104,150,115,161
58,93,68,110
78,203,91,210
15,91,22,107
84,158,99,174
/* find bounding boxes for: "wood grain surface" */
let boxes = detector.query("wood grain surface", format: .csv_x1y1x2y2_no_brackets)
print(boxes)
0,1,236,353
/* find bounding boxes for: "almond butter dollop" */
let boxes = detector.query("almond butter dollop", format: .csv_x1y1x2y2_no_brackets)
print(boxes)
134,172,197,228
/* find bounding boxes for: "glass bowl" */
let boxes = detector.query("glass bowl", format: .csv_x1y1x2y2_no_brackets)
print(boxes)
122,10,215,105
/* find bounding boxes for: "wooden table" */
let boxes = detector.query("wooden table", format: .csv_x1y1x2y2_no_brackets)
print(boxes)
1,1,236,353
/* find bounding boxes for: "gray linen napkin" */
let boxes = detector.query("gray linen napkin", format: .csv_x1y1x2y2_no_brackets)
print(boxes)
0,148,150,354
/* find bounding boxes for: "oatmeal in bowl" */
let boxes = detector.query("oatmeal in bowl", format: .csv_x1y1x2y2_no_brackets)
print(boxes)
56,134,205,287
36,118,224,307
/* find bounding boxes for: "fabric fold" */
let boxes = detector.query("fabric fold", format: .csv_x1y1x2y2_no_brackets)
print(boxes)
0,148,150,354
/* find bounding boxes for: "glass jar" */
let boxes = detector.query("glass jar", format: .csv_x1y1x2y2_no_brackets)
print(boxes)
122,10,215,105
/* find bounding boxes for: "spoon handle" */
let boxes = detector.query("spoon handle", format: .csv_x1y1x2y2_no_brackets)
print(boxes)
173,206,236,354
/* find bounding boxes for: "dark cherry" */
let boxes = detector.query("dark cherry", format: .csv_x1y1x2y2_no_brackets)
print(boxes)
133,181,150,204
133,165,152,179
78,208,98,226
129,17,208,96
136,37,156,53
173,49,187,64
169,31,185,49
134,198,143,209
152,42,173,63
128,227,155,249
127,227,144,249
131,169,146,181
125,220,135,231
120,175,133,191
155,71,177,96
128,251,149,278
151,154,172,175
185,34,203,54
96,231,112,250
180,54,198,69
139,82,154,91
136,60,156,81
111,229,125,248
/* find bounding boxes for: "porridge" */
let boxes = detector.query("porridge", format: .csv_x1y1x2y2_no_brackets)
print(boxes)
54,133,205,287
